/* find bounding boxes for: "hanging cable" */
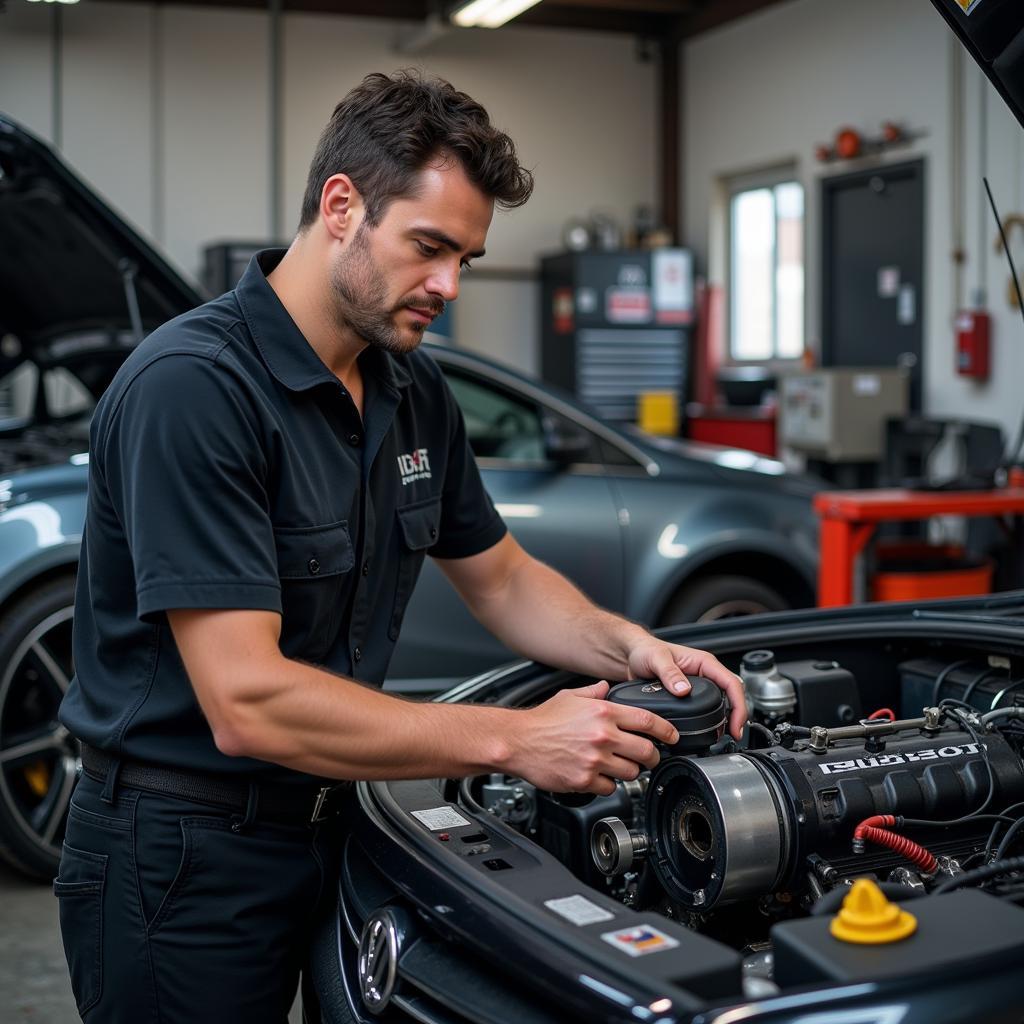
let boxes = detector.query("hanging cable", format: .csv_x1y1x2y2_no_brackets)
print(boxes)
930,659,974,706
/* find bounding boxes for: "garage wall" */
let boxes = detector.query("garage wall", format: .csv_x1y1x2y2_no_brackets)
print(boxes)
682,0,1024,448
0,4,656,373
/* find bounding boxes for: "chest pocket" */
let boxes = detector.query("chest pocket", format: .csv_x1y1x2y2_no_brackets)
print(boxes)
273,521,354,662
388,497,441,641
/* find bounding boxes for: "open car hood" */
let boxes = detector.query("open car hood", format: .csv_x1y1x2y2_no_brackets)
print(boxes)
931,0,1024,129
0,114,202,372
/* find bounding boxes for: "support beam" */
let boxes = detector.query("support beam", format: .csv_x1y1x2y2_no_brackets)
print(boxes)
658,38,681,243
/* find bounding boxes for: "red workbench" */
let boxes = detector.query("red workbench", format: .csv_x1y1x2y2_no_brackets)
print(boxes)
813,486,1024,606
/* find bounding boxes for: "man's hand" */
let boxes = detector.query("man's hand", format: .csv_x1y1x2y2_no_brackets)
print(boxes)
504,681,680,796
624,637,747,740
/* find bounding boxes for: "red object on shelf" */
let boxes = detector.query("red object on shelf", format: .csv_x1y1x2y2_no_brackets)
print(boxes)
835,128,862,159
813,487,1024,607
881,121,902,143
688,408,777,457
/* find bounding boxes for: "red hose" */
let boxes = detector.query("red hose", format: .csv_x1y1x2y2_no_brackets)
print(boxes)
853,815,938,873
868,708,896,721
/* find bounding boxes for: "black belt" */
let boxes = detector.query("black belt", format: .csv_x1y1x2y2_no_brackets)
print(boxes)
80,745,352,827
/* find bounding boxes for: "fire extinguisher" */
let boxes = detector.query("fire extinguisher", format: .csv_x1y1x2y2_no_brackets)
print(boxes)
955,308,991,379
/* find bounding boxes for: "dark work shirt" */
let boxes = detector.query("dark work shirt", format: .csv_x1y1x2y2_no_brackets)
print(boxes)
60,249,506,782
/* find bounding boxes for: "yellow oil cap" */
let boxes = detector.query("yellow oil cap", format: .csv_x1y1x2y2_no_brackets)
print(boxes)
829,879,917,944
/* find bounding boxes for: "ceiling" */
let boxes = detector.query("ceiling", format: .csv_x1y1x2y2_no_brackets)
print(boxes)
99,0,790,41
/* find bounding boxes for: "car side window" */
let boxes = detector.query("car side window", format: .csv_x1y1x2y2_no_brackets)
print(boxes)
444,371,546,463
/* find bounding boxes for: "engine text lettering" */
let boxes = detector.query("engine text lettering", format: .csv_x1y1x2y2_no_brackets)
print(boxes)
818,743,981,776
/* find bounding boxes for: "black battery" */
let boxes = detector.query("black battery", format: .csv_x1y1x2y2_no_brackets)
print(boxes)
772,889,1024,987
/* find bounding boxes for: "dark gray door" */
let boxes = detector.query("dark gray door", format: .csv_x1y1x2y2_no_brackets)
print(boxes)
822,160,925,409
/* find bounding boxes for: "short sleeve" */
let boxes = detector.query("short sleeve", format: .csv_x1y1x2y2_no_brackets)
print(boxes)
96,353,281,621
429,375,507,560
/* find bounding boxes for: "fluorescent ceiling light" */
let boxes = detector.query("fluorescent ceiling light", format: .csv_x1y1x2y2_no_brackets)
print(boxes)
451,0,542,29
24,0,82,4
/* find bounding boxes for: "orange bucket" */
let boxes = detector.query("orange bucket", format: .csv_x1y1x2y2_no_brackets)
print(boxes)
870,541,993,603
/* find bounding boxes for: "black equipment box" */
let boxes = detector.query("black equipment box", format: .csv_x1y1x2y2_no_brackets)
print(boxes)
540,249,693,425
772,890,1024,986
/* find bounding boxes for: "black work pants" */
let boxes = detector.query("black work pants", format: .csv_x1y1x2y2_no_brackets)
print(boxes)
54,770,346,1023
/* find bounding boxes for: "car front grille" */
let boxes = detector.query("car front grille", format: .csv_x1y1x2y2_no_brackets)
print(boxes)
331,833,572,1024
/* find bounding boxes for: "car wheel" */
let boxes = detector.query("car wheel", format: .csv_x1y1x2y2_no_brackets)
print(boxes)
0,576,78,880
660,574,789,626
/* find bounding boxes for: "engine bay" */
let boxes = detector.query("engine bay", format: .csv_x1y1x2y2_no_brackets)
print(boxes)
465,637,1024,994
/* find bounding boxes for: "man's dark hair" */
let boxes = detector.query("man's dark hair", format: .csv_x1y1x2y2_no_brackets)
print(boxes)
299,70,534,230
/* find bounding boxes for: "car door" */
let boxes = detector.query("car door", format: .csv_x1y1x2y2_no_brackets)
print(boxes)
387,360,625,693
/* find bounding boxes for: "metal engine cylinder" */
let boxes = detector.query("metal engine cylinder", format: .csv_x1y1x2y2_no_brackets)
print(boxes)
643,726,1024,911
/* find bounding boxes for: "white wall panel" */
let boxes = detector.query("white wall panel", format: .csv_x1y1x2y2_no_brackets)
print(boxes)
0,6,54,142
160,6,270,280
456,278,539,374
61,3,154,240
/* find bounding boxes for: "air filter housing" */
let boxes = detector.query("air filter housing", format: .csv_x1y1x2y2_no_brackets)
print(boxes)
607,678,727,756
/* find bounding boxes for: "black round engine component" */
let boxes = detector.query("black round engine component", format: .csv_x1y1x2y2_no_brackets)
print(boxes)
741,649,776,673
607,678,727,756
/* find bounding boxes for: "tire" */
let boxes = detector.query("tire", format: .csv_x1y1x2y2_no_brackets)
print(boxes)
659,574,789,626
303,895,368,1024
0,575,78,881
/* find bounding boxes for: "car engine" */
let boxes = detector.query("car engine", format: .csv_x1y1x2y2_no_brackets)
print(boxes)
477,650,1024,975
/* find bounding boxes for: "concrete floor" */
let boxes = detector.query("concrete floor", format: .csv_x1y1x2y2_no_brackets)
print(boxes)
0,861,302,1022
0,862,77,1023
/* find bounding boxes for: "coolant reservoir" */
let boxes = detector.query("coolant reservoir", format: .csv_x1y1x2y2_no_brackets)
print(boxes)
739,649,797,721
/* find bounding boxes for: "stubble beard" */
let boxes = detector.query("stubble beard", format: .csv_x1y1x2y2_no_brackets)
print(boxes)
329,225,441,356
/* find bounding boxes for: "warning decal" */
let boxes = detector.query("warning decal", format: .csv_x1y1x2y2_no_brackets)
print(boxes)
544,895,615,926
953,0,982,13
601,925,680,957
410,806,471,831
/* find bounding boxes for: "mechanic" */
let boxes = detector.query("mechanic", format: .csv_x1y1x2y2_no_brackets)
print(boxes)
55,71,746,1023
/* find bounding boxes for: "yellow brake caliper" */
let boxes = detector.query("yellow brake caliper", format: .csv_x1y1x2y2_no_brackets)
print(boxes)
23,760,51,798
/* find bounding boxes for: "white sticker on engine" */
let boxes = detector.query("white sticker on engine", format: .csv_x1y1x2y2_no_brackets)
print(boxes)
410,806,472,831
601,925,680,957
544,895,615,926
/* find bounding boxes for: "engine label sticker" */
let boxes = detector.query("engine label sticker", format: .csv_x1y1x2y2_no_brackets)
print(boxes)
410,806,472,830
601,925,680,957
544,895,615,927
818,742,981,776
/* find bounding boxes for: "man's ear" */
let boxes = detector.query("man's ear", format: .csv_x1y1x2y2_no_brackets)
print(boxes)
320,174,364,242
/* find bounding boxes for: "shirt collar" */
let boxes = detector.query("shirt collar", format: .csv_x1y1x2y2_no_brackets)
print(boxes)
236,248,412,394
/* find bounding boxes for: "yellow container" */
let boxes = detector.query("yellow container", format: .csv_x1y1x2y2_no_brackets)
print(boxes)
638,391,679,436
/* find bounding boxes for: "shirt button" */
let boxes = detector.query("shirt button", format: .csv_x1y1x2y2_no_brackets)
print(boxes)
362,561,369,577
308,558,321,575
348,433,361,447
429,528,438,540
353,647,363,663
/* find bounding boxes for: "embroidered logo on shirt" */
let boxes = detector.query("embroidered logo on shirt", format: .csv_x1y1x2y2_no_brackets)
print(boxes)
398,448,432,485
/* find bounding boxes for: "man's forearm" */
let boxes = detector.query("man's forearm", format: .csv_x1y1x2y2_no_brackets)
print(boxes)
213,656,518,780
463,556,649,681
